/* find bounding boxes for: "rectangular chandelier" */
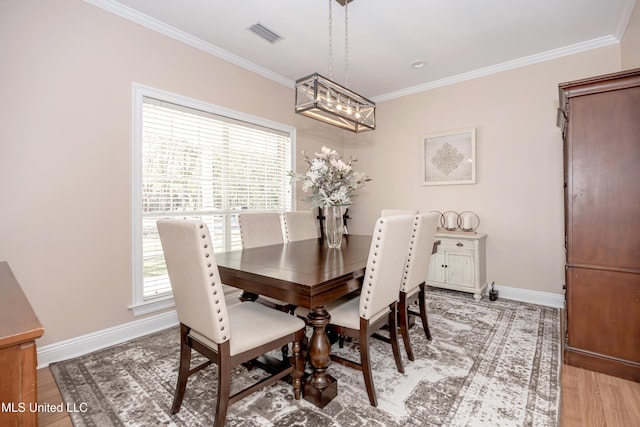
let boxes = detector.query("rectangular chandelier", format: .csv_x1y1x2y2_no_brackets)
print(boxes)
295,73,376,133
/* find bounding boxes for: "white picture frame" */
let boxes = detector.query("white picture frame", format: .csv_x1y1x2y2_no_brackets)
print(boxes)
422,128,476,185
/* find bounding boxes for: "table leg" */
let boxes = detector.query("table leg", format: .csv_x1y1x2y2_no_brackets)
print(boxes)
304,306,337,408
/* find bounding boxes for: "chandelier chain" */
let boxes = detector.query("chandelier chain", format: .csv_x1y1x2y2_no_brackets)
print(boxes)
328,0,333,80
344,1,349,88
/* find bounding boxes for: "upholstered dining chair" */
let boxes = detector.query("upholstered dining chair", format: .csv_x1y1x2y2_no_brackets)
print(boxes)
237,212,284,249
282,210,319,242
157,219,305,427
237,212,292,311
381,208,419,217
397,212,440,361
296,215,413,407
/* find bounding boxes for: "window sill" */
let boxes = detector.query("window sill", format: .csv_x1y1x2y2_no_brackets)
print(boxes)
130,295,175,317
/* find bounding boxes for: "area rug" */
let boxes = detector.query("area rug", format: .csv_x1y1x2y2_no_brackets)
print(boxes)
50,288,561,426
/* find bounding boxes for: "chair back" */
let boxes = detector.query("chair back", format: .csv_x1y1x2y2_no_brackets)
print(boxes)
381,209,419,217
157,219,230,345
238,212,284,249
401,213,440,293
283,211,319,242
359,215,413,320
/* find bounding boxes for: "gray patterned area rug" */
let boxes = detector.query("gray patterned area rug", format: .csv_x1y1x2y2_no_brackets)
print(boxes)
50,288,561,426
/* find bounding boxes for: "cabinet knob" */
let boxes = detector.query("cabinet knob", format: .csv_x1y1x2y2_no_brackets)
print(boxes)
456,242,464,247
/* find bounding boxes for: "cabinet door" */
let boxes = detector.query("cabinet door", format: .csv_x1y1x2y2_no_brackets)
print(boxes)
566,267,640,363
567,86,640,270
445,252,474,287
427,251,445,283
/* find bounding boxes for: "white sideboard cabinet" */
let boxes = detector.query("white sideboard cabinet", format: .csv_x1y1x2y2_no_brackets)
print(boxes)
427,232,487,300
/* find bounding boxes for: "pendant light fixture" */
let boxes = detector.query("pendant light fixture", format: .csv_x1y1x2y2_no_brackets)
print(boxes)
295,0,376,132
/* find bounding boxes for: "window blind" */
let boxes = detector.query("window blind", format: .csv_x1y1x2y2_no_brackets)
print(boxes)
140,96,292,300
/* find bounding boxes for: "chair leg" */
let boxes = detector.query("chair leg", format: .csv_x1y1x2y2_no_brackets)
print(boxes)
290,330,305,400
215,348,232,427
418,284,432,341
171,324,192,414
359,322,378,407
388,303,405,374
398,292,415,361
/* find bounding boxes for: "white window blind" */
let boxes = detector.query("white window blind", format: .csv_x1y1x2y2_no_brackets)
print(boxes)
136,93,292,304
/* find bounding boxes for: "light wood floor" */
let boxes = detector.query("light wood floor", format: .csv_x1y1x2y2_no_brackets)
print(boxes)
37,363,640,426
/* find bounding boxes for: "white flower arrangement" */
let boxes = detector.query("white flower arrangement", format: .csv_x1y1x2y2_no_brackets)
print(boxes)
289,146,370,208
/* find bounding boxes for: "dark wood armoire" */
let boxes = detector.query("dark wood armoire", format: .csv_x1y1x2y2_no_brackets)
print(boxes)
557,68,640,382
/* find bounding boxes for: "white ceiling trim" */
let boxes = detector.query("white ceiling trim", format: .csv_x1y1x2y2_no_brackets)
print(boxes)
84,0,294,88
373,35,620,102
615,0,638,39
85,0,630,103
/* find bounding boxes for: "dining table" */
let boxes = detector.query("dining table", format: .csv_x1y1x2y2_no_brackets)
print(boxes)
216,234,372,408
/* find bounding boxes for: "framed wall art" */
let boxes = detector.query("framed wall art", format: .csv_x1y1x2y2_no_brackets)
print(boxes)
422,128,476,185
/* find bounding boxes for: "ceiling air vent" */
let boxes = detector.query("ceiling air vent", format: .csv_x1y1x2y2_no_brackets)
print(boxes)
247,22,283,44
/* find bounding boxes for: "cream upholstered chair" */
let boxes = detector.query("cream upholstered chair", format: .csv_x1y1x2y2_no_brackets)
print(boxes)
282,210,319,242
237,212,292,311
398,212,440,361
157,219,305,427
297,215,413,406
238,212,284,249
381,208,419,217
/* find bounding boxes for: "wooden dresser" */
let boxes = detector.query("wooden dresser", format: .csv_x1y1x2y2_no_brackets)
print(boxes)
557,68,640,382
0,262,44,426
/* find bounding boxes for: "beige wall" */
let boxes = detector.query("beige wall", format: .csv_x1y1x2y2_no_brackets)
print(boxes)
622,1,640,69
0,0,633,348
0,0,338,346
342,46,621,295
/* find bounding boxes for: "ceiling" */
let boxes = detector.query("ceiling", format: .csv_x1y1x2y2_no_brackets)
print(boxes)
95,0,635,101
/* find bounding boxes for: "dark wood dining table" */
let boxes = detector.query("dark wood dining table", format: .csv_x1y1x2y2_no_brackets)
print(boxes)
216,234,372,408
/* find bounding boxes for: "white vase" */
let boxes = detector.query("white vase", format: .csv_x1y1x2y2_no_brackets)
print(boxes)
324,206,343,249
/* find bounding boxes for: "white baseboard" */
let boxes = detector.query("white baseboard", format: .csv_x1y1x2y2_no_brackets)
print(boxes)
37,291,245,368
37,309,179,368
37,287,561,368
490,284,565,308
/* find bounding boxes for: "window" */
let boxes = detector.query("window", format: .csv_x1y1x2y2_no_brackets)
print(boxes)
131,84,294,315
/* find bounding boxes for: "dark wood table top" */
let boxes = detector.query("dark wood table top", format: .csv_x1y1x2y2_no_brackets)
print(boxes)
216,235,372,309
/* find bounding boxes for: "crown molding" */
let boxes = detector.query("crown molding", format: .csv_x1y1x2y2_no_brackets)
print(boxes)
614,0,638,40
373,35,620,102
83,0,294,88
84,1,631,105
